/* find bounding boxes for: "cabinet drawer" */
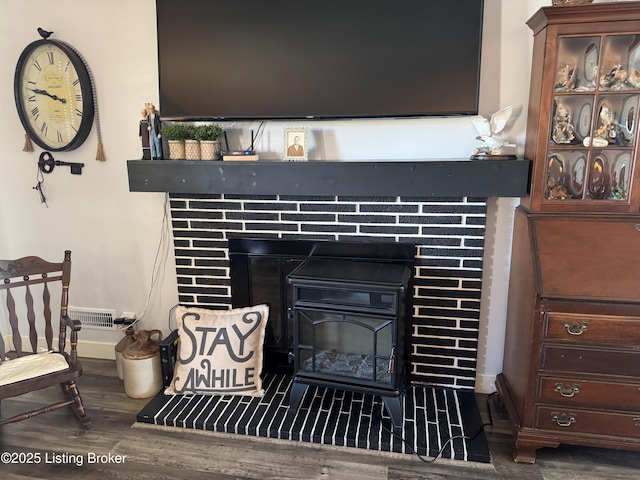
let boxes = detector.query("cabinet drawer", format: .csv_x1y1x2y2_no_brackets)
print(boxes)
539,377,640,410
537,406,640,438
544,313,640,344
542,345,640,377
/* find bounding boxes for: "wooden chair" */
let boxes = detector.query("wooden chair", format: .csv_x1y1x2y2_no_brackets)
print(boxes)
0,250,90,426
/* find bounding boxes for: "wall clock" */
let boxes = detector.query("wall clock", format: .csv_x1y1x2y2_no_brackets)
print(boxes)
14,29,95,152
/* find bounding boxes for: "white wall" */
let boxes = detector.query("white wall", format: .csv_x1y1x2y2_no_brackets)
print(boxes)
475,0,547,392
0,0,547,391
0,0,178,358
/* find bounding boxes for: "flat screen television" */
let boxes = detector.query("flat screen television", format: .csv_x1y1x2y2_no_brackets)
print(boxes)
156,0,484,121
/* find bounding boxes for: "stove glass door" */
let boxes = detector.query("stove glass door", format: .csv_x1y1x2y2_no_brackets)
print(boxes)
296,308,394,386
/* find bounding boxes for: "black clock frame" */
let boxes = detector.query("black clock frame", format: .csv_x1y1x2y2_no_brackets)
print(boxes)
14,39,95,152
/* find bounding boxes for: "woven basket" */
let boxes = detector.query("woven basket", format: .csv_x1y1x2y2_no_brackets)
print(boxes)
552,0,593,5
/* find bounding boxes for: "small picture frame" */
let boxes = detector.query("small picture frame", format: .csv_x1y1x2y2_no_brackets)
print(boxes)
283,128,308,161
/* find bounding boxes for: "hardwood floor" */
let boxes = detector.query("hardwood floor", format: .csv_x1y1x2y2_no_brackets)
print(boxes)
1,358,640,479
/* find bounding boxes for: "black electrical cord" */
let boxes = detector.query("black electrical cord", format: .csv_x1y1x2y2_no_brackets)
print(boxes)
285,389,498,464
167,303,179,331
379,391,497,464
246,121,266,151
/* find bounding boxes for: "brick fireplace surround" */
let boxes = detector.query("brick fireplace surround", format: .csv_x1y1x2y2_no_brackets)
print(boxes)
128,159,530,390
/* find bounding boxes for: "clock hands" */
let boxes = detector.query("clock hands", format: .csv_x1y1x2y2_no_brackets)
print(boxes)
27,87,67,104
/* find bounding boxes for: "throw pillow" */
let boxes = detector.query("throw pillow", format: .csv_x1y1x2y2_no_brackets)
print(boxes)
165,304,269,397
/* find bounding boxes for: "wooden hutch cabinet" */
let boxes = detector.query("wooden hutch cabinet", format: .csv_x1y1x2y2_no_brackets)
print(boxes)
497,3,640,463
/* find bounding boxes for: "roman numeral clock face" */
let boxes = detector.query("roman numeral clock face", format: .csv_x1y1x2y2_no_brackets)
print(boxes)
14,40,94,151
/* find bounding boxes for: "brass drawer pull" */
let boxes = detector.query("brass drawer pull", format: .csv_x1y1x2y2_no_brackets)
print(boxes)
561,321,588,335
551,412,576,427
554,383,581,397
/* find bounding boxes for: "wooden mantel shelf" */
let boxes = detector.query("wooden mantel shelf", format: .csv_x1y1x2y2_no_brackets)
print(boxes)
127,159,531,198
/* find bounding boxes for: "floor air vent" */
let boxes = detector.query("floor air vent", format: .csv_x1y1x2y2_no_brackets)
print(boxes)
68,307,117,330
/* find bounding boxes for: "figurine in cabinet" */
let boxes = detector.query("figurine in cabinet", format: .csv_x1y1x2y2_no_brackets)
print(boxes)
545,154,572,199
594,105,620,144
599,64,629,89
556,63,577,91
587,157,607,199
552,103,576,144
629,69,640,88
610,181,627,200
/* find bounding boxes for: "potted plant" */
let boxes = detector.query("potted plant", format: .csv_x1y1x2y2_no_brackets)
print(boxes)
162,123,189,160
196,124,224,160
183,124,201,160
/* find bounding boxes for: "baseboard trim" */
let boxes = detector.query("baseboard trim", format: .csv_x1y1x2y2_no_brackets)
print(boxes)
475,373,498,394
76,341,116,360
2,334,115,360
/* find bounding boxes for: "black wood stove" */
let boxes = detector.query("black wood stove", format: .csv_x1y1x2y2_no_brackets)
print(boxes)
287,257,412,429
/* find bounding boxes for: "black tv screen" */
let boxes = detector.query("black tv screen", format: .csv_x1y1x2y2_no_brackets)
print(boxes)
156,0,484,120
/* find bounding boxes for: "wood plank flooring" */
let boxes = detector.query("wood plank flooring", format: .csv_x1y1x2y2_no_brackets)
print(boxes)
1,358,640,479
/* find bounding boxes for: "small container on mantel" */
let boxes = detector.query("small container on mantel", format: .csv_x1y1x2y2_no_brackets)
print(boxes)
122,329,163,398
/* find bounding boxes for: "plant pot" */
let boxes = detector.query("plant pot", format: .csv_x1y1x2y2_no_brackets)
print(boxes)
168,140,185,160
200,140,220,160
185,140,201,160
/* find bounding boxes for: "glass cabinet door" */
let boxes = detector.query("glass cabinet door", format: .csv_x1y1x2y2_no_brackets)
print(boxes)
540,34,640,209
554,36,600,93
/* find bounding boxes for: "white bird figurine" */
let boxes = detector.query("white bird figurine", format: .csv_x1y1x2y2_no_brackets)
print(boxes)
471,105,516,156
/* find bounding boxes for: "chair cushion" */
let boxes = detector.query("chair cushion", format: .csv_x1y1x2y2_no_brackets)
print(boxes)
0,352,69,386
